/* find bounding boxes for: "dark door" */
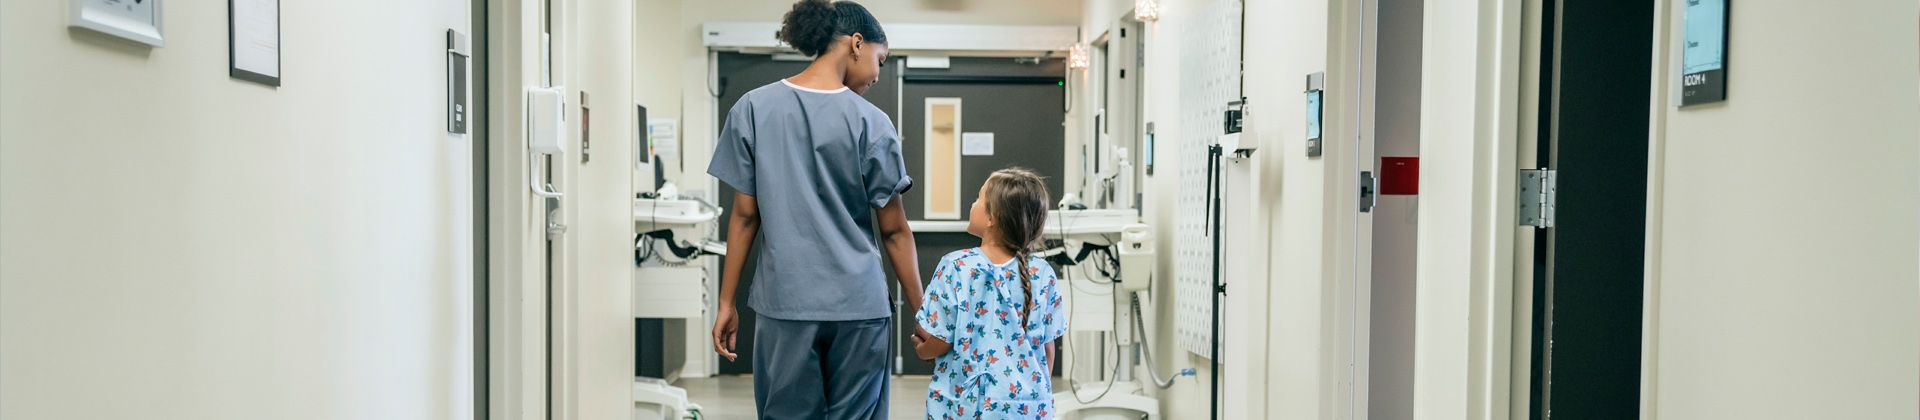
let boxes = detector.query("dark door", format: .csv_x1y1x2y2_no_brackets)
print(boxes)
893,58,1067,375
1528,0,1653,418
711,53,903,374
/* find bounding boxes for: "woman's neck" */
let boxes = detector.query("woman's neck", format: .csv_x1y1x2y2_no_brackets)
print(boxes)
978,237,1016,265
787,57,848,91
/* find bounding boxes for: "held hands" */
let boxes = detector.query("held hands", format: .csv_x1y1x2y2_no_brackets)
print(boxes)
909,327,951,361
712,304,739,362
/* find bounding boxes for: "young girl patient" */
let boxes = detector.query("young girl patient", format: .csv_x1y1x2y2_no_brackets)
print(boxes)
913,168,1066,419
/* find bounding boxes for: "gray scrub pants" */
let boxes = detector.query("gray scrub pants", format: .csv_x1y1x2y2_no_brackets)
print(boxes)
753,315,891,420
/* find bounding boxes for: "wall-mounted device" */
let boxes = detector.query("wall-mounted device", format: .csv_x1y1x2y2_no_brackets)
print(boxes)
1143,122,1156,175
635,104,650,166
1116,224,1155,292
1679,0,1728,107
1305,72,1326,158
527,86,567,198
1218,99,1253,155
447,30,469,134
580,92,592,164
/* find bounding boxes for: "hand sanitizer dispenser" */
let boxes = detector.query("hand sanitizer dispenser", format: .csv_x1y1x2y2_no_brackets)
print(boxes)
528,87,567,155
1117,224,1155,292
528,86,566,197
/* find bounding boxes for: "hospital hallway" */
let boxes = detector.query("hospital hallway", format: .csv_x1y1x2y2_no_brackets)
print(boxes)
4,0,1917,419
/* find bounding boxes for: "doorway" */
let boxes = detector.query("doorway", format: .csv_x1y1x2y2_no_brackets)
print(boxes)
1526,0,1654,418
709,53,1066,376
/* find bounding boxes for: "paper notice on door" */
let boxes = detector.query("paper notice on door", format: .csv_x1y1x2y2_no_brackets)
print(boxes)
961,132,994,156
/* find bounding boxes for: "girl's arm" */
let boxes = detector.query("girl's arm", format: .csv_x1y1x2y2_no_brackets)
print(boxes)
913,256,957,361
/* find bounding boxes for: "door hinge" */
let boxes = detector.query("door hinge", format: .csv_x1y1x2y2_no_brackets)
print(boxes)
1518,169,1556,228
1359,171,1376,213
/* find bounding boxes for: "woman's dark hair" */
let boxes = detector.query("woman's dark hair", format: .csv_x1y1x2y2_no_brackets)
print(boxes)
983,168,1050,326
777,0,887,57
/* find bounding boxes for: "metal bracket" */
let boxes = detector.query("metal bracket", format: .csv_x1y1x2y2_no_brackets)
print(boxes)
1518,169,1557,228
545,194,568,240
1224,99,1246,134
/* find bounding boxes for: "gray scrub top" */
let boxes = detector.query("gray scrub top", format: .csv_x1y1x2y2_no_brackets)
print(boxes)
707,80,913,321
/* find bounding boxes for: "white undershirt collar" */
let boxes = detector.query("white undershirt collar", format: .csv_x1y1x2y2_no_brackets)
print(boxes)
782,78,850,94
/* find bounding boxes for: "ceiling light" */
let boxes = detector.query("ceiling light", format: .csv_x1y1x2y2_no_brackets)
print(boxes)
1136,0,1161,22
1068,43,1090,69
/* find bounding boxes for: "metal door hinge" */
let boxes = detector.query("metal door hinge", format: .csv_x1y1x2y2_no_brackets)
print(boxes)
1518,169,1556,228
1359,171,1376,213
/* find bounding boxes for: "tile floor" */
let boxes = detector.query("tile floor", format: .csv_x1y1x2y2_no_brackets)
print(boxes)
677,375,932,420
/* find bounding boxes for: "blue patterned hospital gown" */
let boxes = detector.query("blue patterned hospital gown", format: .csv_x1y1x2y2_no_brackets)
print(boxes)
916,248,1068,420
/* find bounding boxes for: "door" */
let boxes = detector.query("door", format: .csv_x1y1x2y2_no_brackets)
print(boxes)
1528,0,1654,418
893,57,1067,375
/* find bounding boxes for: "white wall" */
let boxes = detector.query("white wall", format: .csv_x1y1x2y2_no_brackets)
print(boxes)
634,0,687,192
1079,0,1351,418
0,1,474,419
1250,0,1347,414
1644,1,1920,418
568,0,637,418
1413,0,1525,418
1076,0,1221,417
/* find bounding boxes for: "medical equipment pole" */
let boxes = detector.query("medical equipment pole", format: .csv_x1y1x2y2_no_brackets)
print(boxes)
1205,144,1224,420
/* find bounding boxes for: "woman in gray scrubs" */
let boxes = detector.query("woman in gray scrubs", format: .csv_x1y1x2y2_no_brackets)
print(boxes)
706,1,922,418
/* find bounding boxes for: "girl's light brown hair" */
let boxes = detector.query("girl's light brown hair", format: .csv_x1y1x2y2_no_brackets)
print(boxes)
982,168,1050,324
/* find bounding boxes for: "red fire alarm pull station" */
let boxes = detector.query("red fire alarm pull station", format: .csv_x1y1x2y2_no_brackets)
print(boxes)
1379,157,1419,195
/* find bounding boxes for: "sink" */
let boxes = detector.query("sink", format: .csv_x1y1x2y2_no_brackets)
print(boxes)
635,198,720,230
1045,209,1140,236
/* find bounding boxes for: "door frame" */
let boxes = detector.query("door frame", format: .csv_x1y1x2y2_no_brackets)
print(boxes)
471,0,492,417
484,0,558,418
1400,0,1531,417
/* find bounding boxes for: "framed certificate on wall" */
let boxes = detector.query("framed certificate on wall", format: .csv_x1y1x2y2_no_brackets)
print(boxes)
229,0,281,87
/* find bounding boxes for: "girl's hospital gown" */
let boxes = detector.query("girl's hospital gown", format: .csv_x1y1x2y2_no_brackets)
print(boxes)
916,248,1068,419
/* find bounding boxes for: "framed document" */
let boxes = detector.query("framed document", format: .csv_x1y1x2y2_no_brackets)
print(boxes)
229,0,281,87
69,0,165,47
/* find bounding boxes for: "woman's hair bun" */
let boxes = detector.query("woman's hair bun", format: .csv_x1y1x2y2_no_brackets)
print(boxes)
777,0,838,56
776,0,885,57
